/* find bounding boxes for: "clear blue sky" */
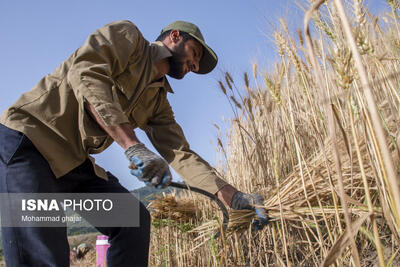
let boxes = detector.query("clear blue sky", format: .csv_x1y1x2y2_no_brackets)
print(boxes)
0,0,385,190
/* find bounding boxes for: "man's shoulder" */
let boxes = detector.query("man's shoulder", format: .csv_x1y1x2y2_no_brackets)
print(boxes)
105,19,136,29
99,20,146,40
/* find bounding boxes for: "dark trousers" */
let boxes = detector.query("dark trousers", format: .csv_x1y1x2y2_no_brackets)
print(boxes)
0,123,150,267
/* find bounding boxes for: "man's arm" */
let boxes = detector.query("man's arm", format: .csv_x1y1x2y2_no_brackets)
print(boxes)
86,100,172,188
143,90,234,196
215,184,237,206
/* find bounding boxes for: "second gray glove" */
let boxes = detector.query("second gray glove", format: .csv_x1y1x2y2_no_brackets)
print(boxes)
230,191,269,230
125,143,172,188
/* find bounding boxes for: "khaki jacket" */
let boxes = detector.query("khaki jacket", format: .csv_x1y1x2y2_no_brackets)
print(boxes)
0,20,227,194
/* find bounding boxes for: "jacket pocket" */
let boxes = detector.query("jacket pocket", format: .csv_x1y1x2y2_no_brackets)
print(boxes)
130,104,148,128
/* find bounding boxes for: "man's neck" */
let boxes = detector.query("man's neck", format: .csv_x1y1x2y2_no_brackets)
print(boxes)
153,58,169,81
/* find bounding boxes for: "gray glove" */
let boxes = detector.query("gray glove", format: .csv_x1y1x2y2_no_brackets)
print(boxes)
125,143,172,188
230,191,269,230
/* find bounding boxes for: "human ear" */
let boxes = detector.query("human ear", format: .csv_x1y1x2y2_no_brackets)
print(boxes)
169,30,181,43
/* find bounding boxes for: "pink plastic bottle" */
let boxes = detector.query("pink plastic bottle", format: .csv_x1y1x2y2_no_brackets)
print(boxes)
96,235,110,267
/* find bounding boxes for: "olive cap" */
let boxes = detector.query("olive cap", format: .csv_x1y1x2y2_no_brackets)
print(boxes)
161,21,218,74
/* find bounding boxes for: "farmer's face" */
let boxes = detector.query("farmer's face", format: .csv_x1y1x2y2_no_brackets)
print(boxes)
167,34,203,79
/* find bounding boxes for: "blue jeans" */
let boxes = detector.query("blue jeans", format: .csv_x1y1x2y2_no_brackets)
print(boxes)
0,123,150,267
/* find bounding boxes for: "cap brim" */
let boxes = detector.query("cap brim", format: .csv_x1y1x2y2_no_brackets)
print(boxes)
188,34,218,74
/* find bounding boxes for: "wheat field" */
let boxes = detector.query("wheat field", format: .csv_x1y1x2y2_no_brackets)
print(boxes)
148,1,400,266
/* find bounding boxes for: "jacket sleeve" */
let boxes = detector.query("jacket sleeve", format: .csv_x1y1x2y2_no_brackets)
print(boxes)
67,20,143,126
144,90,229,194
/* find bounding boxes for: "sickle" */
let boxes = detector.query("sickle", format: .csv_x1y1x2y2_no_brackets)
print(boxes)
168,181,229,239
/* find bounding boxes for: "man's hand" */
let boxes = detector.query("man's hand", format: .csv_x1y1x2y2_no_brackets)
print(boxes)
125,143,172,188
230,191,269,230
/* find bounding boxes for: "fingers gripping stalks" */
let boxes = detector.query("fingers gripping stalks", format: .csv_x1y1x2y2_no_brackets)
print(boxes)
125,143,172,189
230,191,269,230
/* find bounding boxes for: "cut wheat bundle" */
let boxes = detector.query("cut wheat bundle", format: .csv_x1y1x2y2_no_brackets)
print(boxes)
149,193,200,222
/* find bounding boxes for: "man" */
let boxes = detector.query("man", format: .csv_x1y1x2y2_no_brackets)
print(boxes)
0,20,267,266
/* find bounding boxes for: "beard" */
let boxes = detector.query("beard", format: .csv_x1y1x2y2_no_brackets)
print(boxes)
167,42,187,79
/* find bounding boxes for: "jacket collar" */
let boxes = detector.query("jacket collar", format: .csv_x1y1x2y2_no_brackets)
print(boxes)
150,41,172,62
150,41,174,93
162,77,173,93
